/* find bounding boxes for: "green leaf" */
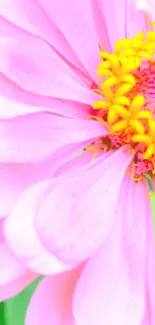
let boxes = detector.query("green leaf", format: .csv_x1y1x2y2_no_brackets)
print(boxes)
0,302,6,325
5,277,41,325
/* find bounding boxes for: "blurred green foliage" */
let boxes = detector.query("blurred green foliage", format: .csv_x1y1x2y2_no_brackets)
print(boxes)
1,278,41,325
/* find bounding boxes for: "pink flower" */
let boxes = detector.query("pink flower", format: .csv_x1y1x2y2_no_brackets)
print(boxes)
1,0,155,323
0,0,108,298
0,0,108,226
5,149,155,323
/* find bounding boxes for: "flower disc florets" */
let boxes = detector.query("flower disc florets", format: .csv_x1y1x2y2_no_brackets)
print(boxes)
91,30,155,180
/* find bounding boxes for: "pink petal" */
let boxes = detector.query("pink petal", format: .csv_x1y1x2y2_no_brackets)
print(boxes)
55,150,96,176
34,0,100,79
122,178,155,322
125,0,146,38
91,0,112,52
146,187,155,322
44,140,96,174
73,177,145,325
122,179,152,323
0,140,92,217
0,113,105,162
0,224,37,301
3,149,94,272
93,0,145,48
0,13,37,41
4,180,76,274
0,0,52,41
136,0,155,21
0,74,91,119
0,93,51,118
0,270,36,302
3,0,100,80
0,0,94,79
0,239,26,285
25,268,82,325
36,147,133,264
0,159,57,217
127,180,149,277
118,178,152,322
92,0,126,49
0,37,97,104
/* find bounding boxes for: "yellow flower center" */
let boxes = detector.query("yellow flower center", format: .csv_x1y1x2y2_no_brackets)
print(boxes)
90,20,155,181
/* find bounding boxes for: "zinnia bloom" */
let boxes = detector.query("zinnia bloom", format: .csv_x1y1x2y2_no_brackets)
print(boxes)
1,0,155,323
0,0,107,298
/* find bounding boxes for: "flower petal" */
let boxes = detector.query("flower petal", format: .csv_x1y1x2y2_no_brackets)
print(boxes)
4,180,76,274
73,176,145,325
0,139,92,218
55,150,95,176
126,0,146,38
0,93,50,118
0,0,97,79
3,148,95,272
135,0,155,21
92,0,126,48
36,147,133,264
0,224,37,301
25,268,81,325
130,179,154,323
0,271,36,302
0,113,105,162
34,0,100,79
91,0,112,52
146,183,155,323
127,180,149,276
0,37,96,103
0,74,91,119
147,225,155,323
0,159,57,217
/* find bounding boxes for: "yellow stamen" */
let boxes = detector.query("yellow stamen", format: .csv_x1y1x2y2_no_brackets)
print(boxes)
111,104,131,119
115,83,133,96
112,120,128,132
86,145,99,161
99,51,109,59
126,171,142,181
114,40,122,55
89,115,113,133
93,101,109,110
109,54,120,71
102,92,114,104
92,27,155,182
108,108,117,124
143,144,155,159
129,95,145,113
148,120,155,136
98,61,111,69
147,31,155,39
132,134,152,145
120,74,136,85
113,96,130,106
97,69,113,77
139,50,153,59
92,89,104,96
103,77,119,88
134,110,152,120
129,120,145,134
